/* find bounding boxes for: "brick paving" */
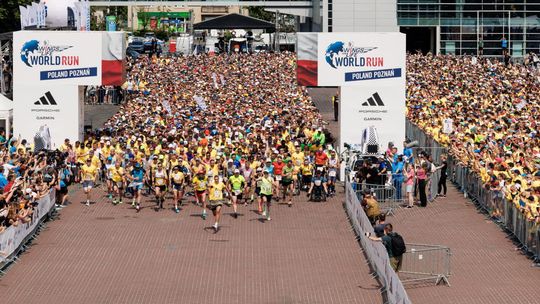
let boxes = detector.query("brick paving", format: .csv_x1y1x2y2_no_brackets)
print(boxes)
391,185,540,304
0,185,382,304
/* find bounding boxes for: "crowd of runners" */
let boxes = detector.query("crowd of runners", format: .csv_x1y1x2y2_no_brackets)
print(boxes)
407,54,540,221
64,52,339,232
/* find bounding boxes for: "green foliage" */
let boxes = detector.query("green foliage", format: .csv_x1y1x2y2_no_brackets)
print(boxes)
247,7,274,22
0,0,34,32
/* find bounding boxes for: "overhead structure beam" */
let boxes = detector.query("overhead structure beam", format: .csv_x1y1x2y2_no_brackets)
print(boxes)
89,1,313,8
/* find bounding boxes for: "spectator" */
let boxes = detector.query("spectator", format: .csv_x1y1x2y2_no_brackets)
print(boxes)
369,223,406,272
407,54,539,219
416,162,428,207
361,189,381,225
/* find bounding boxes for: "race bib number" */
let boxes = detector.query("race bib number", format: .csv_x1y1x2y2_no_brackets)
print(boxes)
275,175,282,181
314,180,322,186
234,189,242,196
329,170,337,177
214,190,222,198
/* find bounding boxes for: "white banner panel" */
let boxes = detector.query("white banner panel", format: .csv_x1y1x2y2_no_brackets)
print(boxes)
317,32,405,86
340,85,405,156
14,31,102,85
14,83,82,149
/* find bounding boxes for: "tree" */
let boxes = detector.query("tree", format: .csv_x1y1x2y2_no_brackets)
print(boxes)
90,6,106,31
0,0,34,33
247,7,274,22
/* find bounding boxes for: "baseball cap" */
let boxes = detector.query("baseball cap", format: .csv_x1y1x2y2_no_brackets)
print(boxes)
234,169,240,173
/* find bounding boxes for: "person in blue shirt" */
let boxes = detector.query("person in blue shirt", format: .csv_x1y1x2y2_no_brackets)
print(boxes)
263,158,274,175
127,163,145,212
403,140,413,164
0,173,7,190
307,170,328,198
392,155,405,200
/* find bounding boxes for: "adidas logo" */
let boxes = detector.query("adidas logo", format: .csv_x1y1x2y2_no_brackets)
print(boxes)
362,92,384,106
34,91,57,105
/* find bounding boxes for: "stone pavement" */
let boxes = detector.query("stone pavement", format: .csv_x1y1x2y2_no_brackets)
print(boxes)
0,185,382,304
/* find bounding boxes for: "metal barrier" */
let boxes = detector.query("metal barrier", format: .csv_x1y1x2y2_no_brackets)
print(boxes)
406,119,540,263
400,243,452,286
351,182,403,216
345,181,412,304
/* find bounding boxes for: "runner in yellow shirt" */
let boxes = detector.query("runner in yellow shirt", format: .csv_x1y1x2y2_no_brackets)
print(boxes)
170,166,185,213
227,169,245,219
80,158,98,206
110,162,125,205
192,170,208,219
208,175,226,232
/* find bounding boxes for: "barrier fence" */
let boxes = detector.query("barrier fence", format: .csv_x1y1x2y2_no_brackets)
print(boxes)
345,181,412,304
351,182,403,216
400,243,452,286
406,120,540,262
0,189,56,271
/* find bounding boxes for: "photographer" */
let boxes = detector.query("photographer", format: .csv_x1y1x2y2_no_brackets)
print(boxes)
361,189,381,225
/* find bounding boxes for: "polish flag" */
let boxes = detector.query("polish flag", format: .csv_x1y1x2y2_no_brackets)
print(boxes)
297,33,318,87
102,32,126,85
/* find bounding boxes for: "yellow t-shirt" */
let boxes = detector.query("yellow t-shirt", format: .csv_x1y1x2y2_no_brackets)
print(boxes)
209,182,225,201
301,164,313,175
172,172,184,184
110,167,125,183
81,164,98,181
292,152,305,167
193,176,208,191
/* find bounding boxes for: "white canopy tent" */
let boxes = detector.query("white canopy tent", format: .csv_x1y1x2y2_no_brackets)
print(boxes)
0,94,13,138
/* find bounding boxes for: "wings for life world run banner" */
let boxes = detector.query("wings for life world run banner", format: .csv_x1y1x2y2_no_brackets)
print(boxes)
297,32,405,87
14,31,102,85
14,31,126,86
317,32,405,86
12,31,125,148
296,33,406,179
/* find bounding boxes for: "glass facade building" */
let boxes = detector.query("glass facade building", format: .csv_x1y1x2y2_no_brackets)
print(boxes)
397,1,540,56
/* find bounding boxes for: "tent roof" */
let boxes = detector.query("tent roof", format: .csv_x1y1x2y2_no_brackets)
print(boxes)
194,13,275,30
0,94,13,112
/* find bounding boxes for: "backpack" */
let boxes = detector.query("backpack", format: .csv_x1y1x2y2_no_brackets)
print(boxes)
389,233,406,256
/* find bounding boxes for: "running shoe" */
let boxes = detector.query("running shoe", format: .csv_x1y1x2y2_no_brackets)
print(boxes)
213,223,219,231
267,217,272,221
131,201,136,207
233,212,238,219
118,200,123,204
288,201,292,207
136,205,140,212
108,194,113,200
202,211,207,220
112,199,117,205
85,201,90,206
262,211,267,217
175,207,180,213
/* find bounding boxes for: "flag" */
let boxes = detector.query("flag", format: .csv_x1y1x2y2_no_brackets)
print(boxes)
19,6,28,29
296,33,318,86
29,3,39,26
102,32,126,85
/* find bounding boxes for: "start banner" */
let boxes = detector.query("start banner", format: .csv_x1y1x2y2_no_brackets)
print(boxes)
317,32,405,86
14,31,102,85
